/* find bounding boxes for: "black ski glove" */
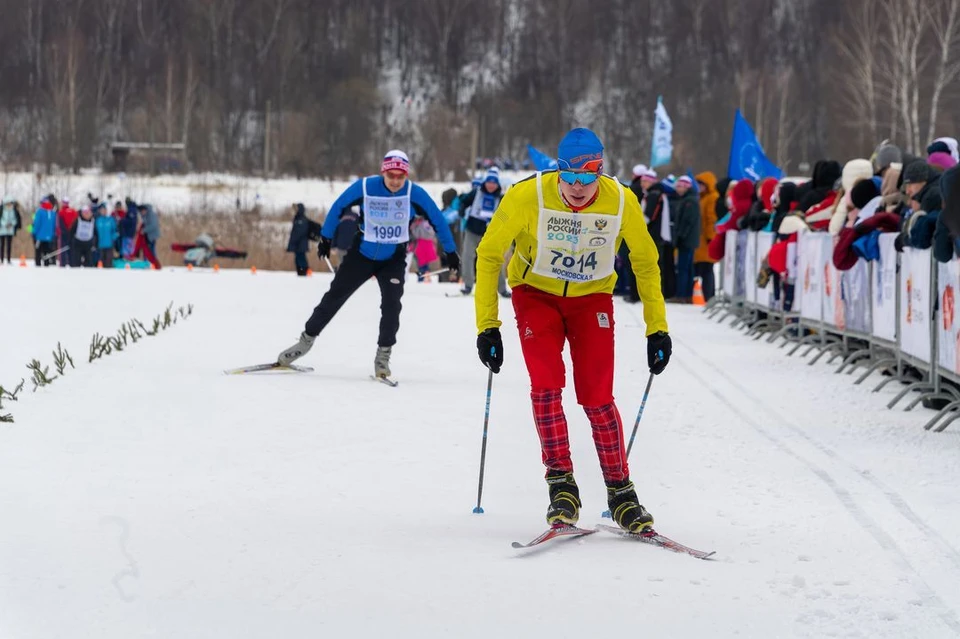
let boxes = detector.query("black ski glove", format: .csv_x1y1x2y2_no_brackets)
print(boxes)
647,331,672,375
317,236,332,259
477,328,503,373
445,251,461,274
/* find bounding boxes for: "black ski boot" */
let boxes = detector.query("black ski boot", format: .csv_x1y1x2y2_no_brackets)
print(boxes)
545,470,581,526
606,480,654,533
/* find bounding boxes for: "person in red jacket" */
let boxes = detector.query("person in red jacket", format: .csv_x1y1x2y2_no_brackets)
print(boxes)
707,179,754,261
56,197,78,266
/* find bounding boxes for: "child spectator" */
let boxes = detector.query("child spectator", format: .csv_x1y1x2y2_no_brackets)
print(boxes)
409,216,439,280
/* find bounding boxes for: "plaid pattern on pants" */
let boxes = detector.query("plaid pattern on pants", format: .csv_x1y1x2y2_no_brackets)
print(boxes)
532,390,630,483
531,388,572,473
584,403,629,483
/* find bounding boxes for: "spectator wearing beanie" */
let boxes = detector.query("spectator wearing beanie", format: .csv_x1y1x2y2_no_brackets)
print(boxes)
872,142,903,177
898,160,943,252
740,178,777,231
927,138,959,171
669,175,701,303
803,160,843,230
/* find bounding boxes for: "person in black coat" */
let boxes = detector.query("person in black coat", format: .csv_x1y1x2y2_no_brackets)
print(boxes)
287,203,322,276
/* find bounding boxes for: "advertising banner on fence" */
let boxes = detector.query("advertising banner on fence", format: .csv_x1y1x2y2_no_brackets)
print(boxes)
822,238,845,330
745,231,758,303
735,231,748,298
723,231,737,295
756,232,774,308
787,241,800,313
871,233,898,342
899,248,932,363
938,260,960,375
798,232,823,322
843,259,870,334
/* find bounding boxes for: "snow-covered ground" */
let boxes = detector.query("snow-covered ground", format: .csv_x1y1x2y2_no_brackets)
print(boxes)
2,265,960,638
0,170,532,217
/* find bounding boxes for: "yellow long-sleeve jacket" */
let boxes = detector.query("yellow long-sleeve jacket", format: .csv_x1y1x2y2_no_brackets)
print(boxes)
475,171,668,336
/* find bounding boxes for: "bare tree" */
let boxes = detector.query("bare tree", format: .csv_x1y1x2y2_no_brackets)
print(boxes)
926,0,960,143
831,0,880,148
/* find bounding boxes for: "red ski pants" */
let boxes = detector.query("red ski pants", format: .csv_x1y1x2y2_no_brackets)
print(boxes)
513,285,629,483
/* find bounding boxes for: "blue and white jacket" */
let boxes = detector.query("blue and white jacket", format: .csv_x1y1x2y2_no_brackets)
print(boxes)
320,176,457,261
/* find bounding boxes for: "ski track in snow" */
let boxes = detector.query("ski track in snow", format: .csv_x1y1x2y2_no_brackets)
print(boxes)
648,310,960,632
2,265,960,638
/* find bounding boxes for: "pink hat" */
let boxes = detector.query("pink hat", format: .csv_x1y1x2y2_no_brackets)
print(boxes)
676,175,694,186
928,151,958,171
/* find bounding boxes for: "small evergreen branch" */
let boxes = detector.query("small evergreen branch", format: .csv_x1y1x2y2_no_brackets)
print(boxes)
52,342,74,376
90,333,102,362
0,413,12,423
129,320,144,342
27,359,58,392
0,380,24,402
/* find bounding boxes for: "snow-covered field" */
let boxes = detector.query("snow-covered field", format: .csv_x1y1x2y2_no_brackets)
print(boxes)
0,170,531,216
2,264,960,638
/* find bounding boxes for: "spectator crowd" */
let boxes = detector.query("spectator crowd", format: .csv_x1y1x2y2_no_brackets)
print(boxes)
0,192,163,269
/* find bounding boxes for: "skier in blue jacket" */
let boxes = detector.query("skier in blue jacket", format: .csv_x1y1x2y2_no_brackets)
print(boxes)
277,149,461,380
32,198,58,266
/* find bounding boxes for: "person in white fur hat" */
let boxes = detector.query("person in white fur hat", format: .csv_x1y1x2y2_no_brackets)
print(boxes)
828,159,874,236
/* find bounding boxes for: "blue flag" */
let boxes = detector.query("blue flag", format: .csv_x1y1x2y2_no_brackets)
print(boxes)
527,144,558,171
727,109,783,181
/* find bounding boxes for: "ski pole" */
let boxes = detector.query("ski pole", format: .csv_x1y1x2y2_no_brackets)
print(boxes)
323,256,335,273
473,368,494,514
603,372,655,518
626,372,655,458
422,267,449,279
42,245,70,261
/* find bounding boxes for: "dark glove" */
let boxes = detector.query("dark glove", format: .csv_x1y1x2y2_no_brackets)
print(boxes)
317,236,332,259
647,331,672,375
445,251,461,273
477,328,503,373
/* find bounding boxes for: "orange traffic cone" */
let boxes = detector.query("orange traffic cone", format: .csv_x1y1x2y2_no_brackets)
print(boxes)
97,260,103,269
306,268,313,277
125,262,131,270
213,263,220,273
19,254,26,267
250,265,257,275
692,277,706,307
187,263,193,271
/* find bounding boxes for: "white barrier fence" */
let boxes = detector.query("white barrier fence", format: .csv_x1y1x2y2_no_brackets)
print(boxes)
711,229,960,432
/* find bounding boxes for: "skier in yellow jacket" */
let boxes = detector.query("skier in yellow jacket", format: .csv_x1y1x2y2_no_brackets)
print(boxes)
474,127,671,532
